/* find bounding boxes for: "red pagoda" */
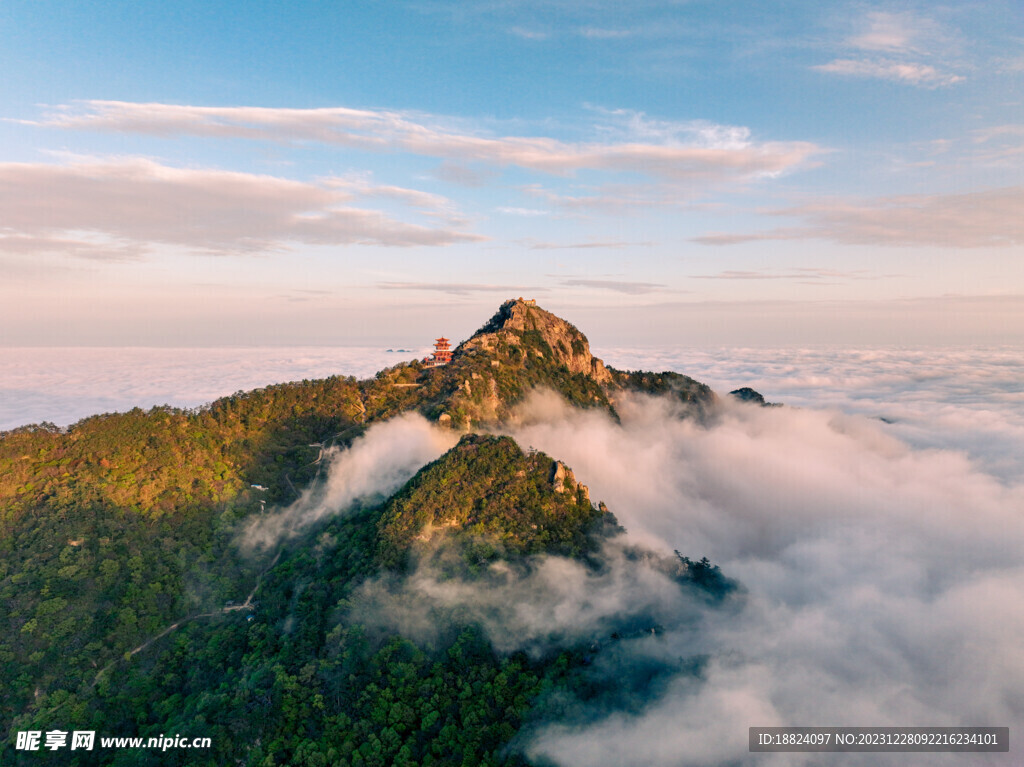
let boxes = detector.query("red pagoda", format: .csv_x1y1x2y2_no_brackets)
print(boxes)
425,337,453,367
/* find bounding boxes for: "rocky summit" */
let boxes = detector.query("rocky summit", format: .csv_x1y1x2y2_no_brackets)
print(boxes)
402,298,716,428
462,298,612,383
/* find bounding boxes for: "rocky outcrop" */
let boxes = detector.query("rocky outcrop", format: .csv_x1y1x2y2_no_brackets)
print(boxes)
550,460,590,503
729,387,780,407
462,299,612,383
417,298,716,428
551,460,567,489
729,387,766,405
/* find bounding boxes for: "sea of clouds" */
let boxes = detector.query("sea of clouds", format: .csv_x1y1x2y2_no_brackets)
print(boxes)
6,343,1021,766
504,392,1023,766
248,384,1022,767
599,345,1024,481
0,346,426,432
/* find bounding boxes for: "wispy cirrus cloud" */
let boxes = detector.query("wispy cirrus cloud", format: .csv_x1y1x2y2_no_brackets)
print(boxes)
521,182,707,215
973,125,1024,143
378,281,548,296
559,278,667,294
507,26,550,40
526,239,653,250
813,58,963,87
846,10,932,54
322,176,469,224
496,206,549,217
693,187,1024,248
969,124,1024,166
576,26,632,39
589,109,758,150
430,161,499,187
0,156,481,258
29,101,823,184
691,267,893,283
377,275,669,297
815,11,963,88
996,54,1024,74
509,24,633,41
0,233,146,262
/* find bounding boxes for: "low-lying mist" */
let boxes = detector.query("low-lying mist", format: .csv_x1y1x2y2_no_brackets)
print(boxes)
503,391,1023,766
350,538,723,656
241,386,1022,766
241,412,458,550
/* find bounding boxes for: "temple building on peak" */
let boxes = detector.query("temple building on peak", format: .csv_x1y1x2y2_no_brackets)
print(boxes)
423,337,452,367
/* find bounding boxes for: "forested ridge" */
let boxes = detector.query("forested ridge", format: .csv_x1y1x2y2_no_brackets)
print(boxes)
1,300,732,765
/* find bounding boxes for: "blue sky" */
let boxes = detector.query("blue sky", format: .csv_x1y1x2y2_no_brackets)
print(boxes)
1,0,1022,346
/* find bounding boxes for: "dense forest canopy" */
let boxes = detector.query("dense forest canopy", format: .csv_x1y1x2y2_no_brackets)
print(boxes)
1,300,735,766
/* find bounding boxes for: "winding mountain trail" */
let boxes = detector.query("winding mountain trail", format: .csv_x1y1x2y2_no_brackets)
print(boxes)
115,431,348,667
110,543,284,676
38,412,356,719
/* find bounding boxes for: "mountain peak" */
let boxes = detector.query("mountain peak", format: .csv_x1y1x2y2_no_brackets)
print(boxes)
463,298,611,383
403,298,715,428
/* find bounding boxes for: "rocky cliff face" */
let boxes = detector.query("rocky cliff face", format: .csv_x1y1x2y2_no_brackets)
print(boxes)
410,297,716,428
551,459,589,503
461,299,612,383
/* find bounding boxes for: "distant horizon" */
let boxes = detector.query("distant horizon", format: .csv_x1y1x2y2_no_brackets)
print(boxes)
2,339,1021,349
4,293,1022,347
4,344,1022,485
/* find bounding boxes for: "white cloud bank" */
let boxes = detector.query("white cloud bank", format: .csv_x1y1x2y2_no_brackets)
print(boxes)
323,388,1022,766
501,392,1023,767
